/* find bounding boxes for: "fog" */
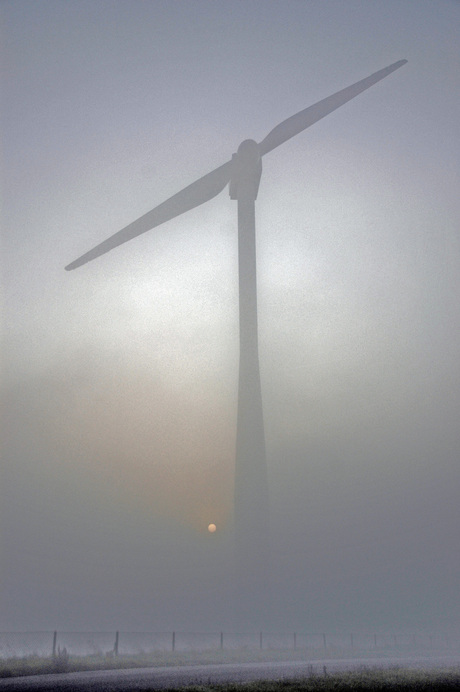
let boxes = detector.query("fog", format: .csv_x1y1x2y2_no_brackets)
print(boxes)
1,1,459,638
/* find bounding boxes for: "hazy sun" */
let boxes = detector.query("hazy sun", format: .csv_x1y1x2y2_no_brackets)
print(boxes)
207,523,217,533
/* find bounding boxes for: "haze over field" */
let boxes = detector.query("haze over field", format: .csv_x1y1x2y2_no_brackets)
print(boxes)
1,1,459,636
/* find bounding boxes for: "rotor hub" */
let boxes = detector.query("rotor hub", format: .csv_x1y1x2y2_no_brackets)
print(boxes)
230,140,262,200
237,139,260,161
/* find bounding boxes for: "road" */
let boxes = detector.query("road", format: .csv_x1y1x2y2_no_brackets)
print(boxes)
0,655,459,691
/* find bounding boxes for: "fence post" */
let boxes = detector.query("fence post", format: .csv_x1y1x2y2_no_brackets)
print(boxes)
374,633,377,649
259,632,263,650
52,631,57,659
114,631,119,657
220,632,223,650
172,631,176,652
323,633,327,650
293,632,297,650
350,633,353,649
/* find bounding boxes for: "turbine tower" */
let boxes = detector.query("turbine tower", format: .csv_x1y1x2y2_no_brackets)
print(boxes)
66,60,407,615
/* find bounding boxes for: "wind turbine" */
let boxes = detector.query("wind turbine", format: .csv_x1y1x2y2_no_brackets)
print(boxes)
66,60,407,610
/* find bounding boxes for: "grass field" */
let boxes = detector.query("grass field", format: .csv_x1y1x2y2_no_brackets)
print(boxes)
177,670,460,691
0,649,459,691
3,665,459,691
2,648,322,677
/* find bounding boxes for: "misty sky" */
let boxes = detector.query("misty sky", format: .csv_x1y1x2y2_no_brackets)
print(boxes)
1,0,459,635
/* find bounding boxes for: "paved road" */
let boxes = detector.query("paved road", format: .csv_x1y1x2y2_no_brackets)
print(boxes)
0,655,459,691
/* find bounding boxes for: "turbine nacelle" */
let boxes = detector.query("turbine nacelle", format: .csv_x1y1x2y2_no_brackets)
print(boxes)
229,139,262,201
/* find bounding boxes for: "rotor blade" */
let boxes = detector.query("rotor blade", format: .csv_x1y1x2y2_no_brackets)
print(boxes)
259,59,407,156
65,158,233,270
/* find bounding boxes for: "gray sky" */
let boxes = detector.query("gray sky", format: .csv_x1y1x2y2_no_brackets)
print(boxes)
1,0,459,635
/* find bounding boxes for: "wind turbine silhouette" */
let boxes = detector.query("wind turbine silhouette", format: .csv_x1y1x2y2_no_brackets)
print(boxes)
66,60,407,605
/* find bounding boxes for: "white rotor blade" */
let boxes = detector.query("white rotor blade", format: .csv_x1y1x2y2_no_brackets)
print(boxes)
65,159,233,270
259,59,407,156
66,60,407,271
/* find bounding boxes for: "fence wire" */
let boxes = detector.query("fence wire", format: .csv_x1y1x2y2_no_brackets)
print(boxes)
0,630,457,659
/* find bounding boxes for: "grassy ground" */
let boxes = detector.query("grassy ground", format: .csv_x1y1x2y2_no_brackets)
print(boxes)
0,649,458,684
2,648,312,678
2,649,313,677
157,668,460,691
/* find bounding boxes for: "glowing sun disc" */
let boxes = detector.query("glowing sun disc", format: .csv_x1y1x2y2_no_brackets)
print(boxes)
207,523,217,533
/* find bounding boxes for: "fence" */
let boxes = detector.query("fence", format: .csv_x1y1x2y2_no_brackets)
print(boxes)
0,630,458,660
